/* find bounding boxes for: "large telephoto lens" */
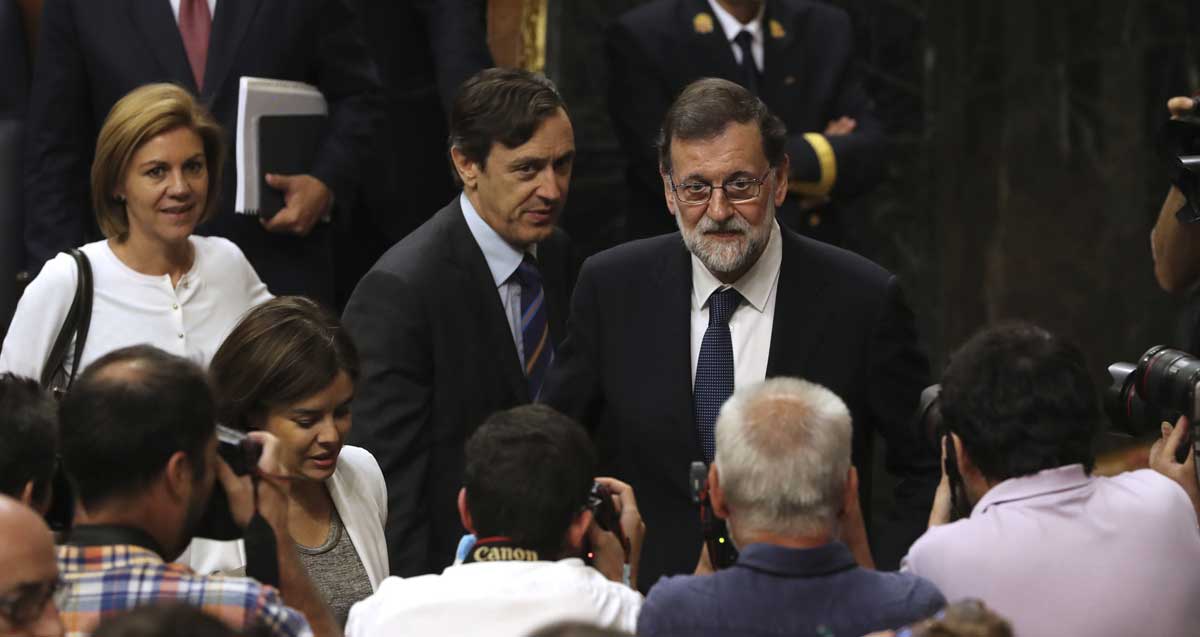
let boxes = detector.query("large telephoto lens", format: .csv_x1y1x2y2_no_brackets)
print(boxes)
1137,346,1200,420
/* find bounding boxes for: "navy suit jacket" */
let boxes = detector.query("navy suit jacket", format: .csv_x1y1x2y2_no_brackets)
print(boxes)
541,228,937,589
24,0,382,303
342,198,574,576
607,0,884,244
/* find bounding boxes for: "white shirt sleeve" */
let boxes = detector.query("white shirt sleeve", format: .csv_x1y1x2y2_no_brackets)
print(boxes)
0,253,79,381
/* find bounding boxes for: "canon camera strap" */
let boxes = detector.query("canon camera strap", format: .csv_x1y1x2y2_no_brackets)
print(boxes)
461,537,545,564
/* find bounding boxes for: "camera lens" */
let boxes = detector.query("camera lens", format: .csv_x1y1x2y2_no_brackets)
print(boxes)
1137,346,1200,420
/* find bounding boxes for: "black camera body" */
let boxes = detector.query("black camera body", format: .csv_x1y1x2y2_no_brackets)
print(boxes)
1106,345,1200,463
1166,101,1200,224
193,425,263,541
915,385,971,521
689,461,738,570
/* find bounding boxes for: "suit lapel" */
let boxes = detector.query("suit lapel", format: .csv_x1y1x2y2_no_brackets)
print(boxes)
655,239,704,463
128,0,196,92
761,0,805,110
445,203,529,403
679,0,741,83
203,0,263,100
766,229,835,377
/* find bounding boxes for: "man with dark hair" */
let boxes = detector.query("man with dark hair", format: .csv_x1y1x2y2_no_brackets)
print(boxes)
903,323,1200,637
54,345,339,637
344,405,644,636
343,68,576,577
0,374,57,514
542,77,935,588
607,0,884,244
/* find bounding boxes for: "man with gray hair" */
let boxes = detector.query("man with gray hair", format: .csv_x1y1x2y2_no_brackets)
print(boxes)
636,378,944,637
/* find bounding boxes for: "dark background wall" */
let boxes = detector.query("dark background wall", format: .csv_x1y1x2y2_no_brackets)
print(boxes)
549,0,1200,380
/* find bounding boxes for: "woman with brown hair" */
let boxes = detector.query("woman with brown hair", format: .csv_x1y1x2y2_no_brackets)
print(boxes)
0,83,270,378
187,296,387,627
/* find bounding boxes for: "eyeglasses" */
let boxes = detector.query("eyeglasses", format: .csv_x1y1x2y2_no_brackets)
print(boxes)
0,577,64,628
668,169,773,205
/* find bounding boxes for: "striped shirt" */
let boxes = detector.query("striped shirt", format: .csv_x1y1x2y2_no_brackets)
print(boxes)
57,543,312,637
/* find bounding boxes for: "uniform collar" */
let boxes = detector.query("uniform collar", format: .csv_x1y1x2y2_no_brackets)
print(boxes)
460,192,536,288
691,218,782,313
972,464,1094,516
707,0,765,44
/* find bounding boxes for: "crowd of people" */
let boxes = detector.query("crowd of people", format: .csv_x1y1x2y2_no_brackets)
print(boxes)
1,1,1199,637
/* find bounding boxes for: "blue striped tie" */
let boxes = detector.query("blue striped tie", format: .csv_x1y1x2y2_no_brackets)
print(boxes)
514,254,553,400
695,287,742,463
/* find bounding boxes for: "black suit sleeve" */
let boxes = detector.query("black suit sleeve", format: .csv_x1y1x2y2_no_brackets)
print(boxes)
785,12,885,199
342,268,434,577
308,0,384,204
427,0,493,110
23,0,93,271
540,258,605,433
865,276,938,568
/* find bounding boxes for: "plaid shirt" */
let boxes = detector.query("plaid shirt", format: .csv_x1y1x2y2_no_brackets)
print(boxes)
57,543,312,637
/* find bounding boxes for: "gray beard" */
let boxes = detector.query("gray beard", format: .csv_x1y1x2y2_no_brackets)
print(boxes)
676,201,773,278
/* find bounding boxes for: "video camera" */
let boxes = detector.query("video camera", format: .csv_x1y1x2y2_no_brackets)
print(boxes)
1165,99,1200,223
1106,346,1200,464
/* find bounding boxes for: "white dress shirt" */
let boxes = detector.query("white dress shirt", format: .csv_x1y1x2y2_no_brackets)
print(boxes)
168,0,218,22
708,0,765,72
0,236,272,380
690,219,782,388
345,558,643,637
903,465,1200,637
461,192,537,366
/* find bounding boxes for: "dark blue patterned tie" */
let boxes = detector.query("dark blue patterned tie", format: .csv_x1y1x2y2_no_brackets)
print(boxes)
695,287,742,462
514,254,553,401
734,30,760,96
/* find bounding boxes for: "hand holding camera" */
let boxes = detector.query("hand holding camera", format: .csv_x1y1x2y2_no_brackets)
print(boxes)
214,427,292,532
1150,416,1200,520
587,477,645,590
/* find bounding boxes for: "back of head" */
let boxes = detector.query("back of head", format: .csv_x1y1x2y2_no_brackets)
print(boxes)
448,67,565,179
463,405,595,557
0,374,58,503
209,296,359,432
528,622,631,637
715,377,852,537
93,603,252,637
940,323,1100,482
656,77,787,174
912,599,1014,637
59,345,215,510
92,82,224,239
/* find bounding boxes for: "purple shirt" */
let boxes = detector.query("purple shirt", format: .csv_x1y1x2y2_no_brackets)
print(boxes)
902,465,1200,637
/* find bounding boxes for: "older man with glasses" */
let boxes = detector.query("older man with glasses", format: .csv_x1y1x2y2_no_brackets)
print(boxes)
541,78,937,588
0,495,64,637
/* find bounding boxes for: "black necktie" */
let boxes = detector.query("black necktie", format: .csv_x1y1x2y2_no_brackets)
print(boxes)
734,30,759,96
695,287,742,462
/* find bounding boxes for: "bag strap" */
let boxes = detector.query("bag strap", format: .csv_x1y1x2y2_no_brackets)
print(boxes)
39,249,94,390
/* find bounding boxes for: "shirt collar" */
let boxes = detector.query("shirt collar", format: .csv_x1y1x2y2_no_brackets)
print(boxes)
707,0,765,44
691,218,782,312
734,541,858,577
972,464,1094,516
460,192,535,288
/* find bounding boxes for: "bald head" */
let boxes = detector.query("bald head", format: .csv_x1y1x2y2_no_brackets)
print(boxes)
714,378,852,537
0,496,62,636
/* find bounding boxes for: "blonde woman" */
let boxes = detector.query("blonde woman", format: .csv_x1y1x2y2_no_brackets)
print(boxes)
0,83,270,378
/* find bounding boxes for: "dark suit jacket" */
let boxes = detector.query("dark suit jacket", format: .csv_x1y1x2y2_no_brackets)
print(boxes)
540,228,936,590
24,0,381,304
607,0,884,244
342,197,573,576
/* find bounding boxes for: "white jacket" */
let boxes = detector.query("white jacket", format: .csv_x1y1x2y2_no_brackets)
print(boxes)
186,445,389,589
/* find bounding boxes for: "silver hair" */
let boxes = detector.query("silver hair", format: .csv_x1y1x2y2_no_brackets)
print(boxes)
714,377,852,537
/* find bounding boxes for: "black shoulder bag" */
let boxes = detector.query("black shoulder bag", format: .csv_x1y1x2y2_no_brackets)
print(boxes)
39,248,93,532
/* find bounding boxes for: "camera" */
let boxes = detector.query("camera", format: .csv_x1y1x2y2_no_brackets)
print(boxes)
193,425,264,541
914,385,970,520
689,461,738,570
1165,99,1200,223
585,481,630,560
1106,345,1200,463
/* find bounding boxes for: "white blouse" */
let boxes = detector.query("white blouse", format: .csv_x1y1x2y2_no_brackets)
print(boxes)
0,236,272,379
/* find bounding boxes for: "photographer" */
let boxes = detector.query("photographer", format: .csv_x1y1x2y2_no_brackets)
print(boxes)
345,405,645,636
54,345,337,637
903,323,1200,637
0,374,57,515
1152,96,1200,294
637,378,943,637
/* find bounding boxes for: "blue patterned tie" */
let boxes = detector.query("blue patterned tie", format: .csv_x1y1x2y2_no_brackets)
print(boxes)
695,287,742,462
514,254,553,401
